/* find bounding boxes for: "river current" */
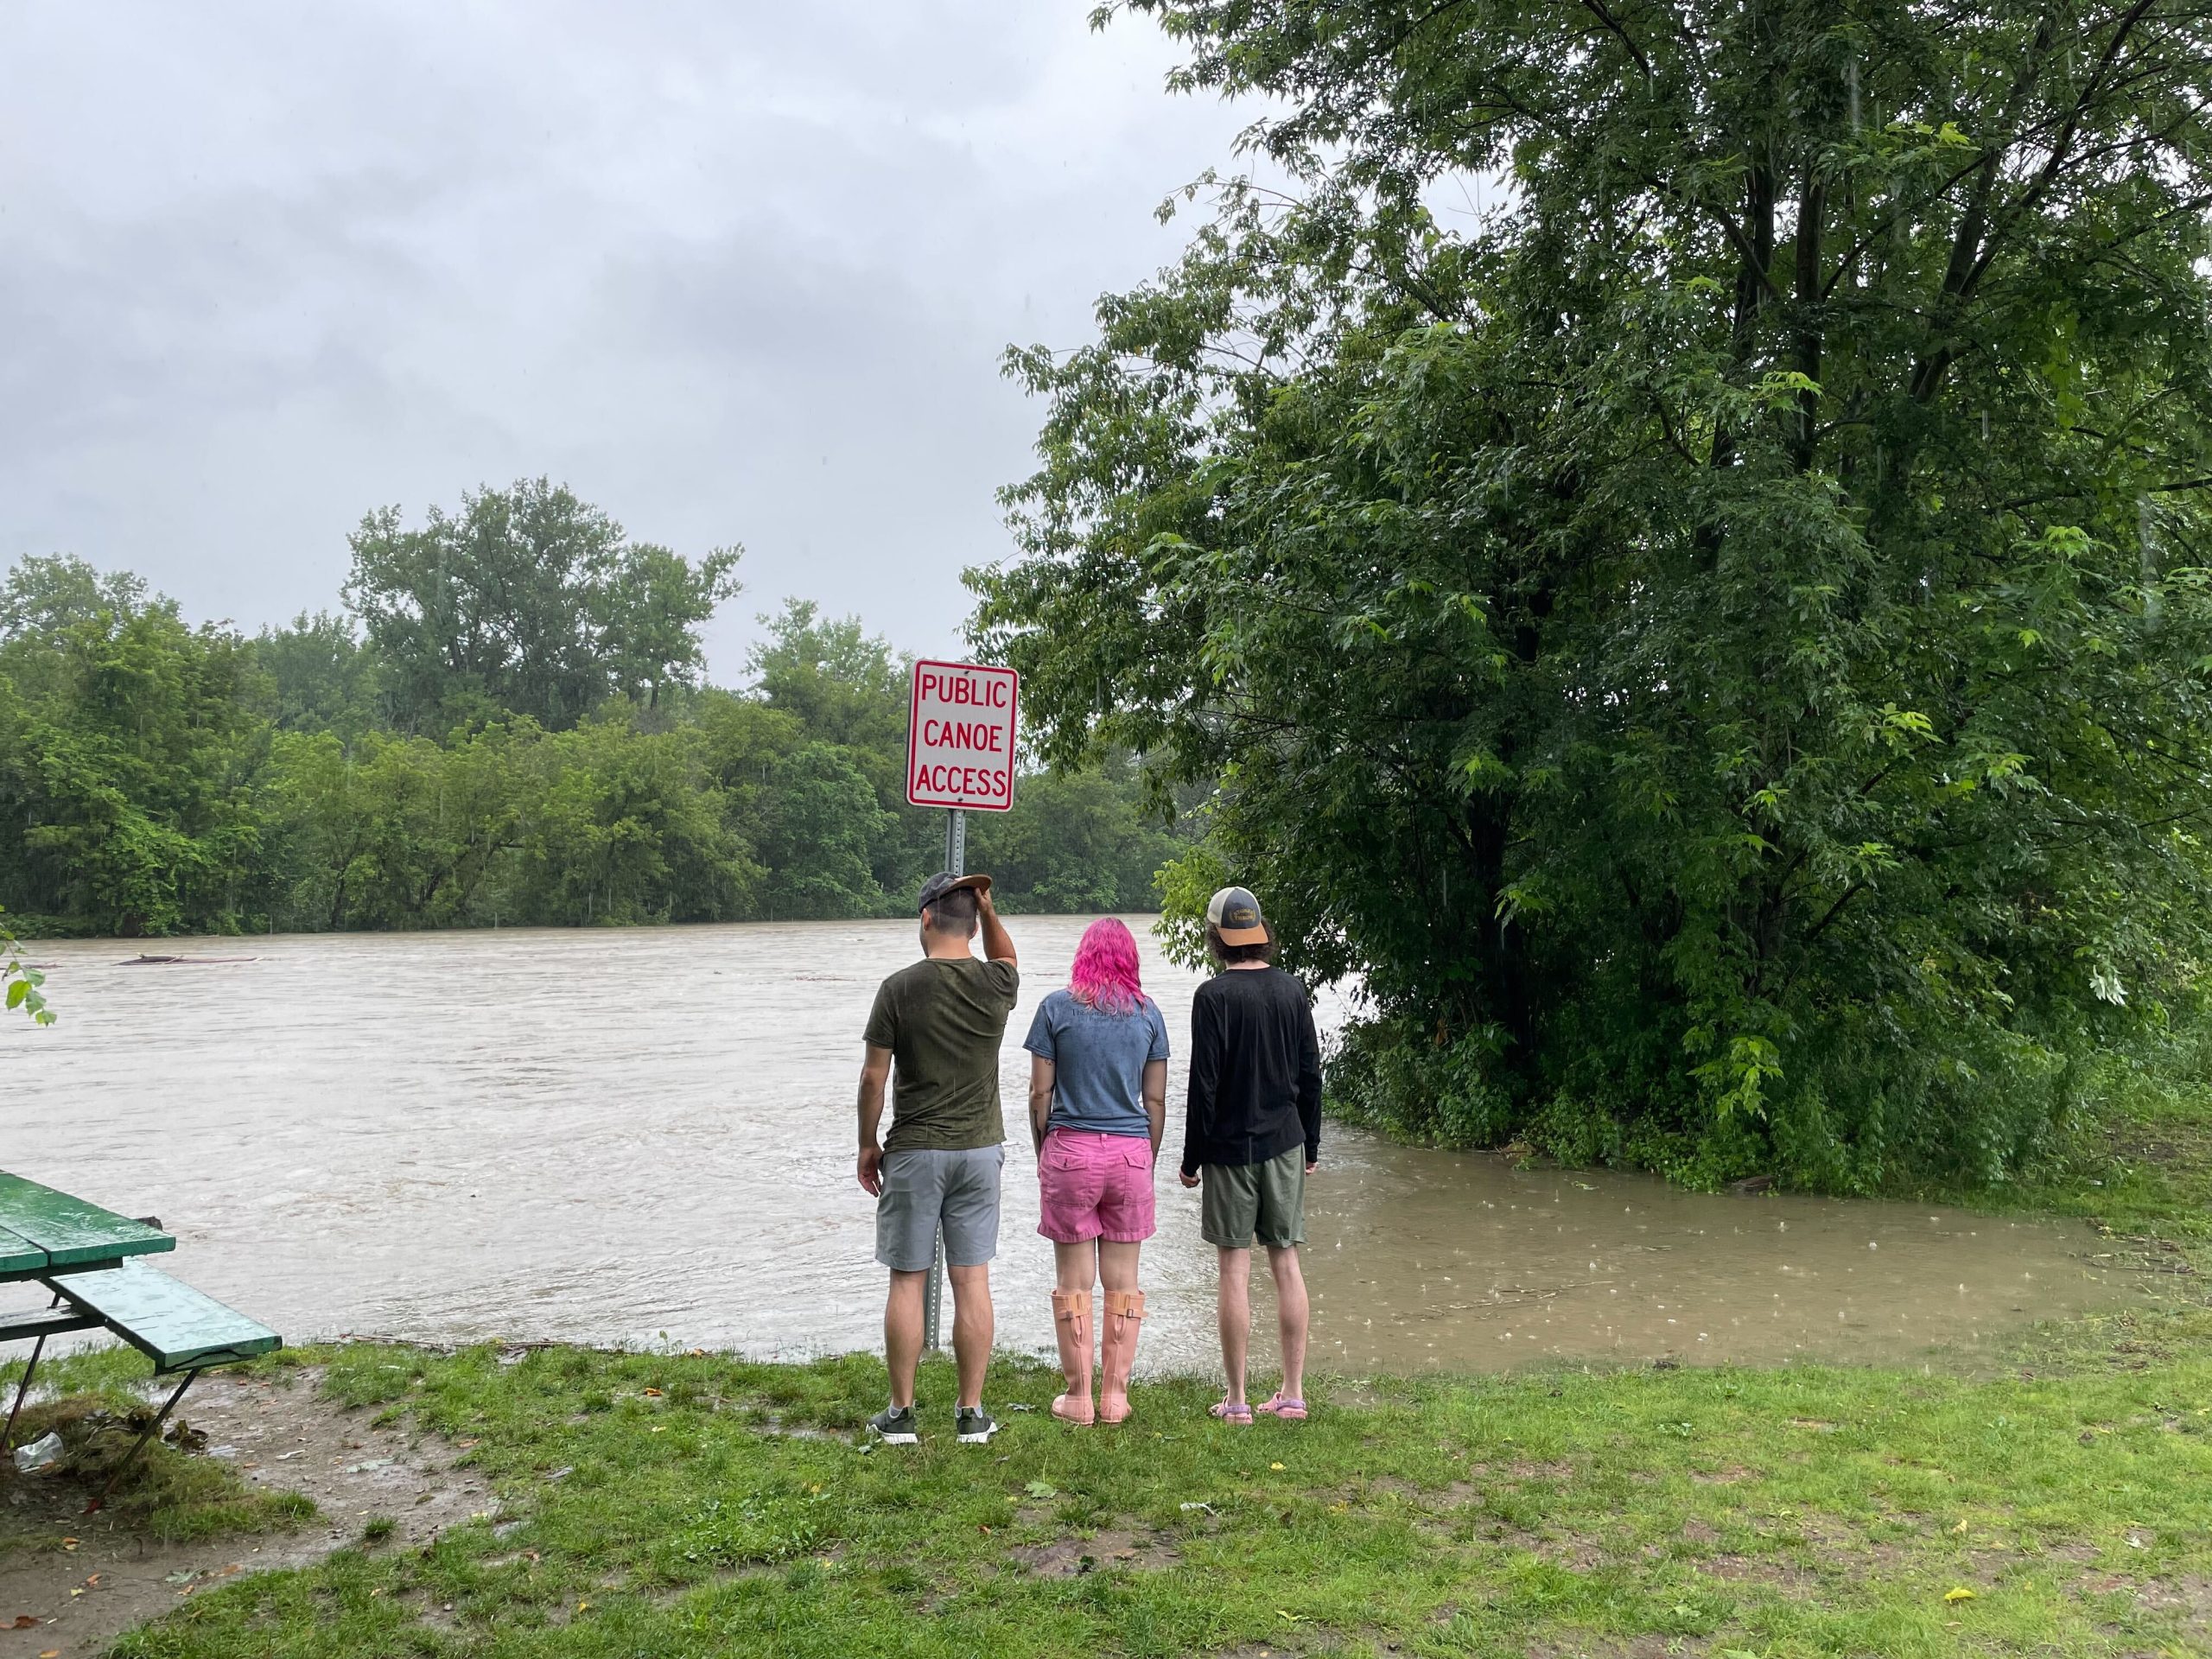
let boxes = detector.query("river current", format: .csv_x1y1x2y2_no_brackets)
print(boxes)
2,918,2135,1376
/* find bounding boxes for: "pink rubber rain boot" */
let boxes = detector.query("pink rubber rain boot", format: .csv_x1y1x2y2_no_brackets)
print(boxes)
1097,1290,1144,1424
1050,1289,1094,1425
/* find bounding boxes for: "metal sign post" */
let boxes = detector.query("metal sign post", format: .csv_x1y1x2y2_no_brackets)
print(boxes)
922,804,965,1354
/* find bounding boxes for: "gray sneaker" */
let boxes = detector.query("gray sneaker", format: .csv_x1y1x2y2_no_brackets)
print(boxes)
868,1404,918,1445
955,1406,999,1445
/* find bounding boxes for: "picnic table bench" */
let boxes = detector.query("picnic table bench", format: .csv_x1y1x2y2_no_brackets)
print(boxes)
0,1172,280,1488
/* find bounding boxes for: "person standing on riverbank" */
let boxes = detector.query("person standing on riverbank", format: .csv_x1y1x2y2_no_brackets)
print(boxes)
856,872,1019,1445
1179,887,1323,1424
1025,917,1169,1426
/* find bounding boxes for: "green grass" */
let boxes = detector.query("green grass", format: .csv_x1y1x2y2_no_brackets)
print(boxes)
83,1319,2212,1659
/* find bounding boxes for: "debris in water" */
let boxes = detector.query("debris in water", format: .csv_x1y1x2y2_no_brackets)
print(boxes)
118,954,259,966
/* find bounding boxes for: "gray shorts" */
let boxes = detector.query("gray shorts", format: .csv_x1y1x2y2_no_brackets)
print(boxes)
875,1145,1004,1271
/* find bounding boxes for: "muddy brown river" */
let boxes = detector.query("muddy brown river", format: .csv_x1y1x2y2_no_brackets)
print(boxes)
2,919,2137,1376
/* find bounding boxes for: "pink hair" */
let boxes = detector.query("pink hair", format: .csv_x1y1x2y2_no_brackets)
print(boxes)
1069,917,1145,1015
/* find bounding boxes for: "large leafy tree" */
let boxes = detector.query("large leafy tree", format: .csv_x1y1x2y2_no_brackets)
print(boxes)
974,0,2212,1187
254,610,381,737
344,480,741,733
0,589,274,936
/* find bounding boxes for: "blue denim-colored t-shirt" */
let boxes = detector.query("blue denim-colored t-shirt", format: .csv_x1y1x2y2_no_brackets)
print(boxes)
1021,988,1170,1137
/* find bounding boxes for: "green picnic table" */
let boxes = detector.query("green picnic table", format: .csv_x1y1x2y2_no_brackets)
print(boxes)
1,1171,281,1488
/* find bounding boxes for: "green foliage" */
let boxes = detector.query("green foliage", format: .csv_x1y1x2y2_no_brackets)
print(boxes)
756,741,895,918
252,611,380,738
343,478,741,733
0,906,52,1025
976,0,2212,1190
0,485,1187,933
969,754,1185,914
0,580,273,935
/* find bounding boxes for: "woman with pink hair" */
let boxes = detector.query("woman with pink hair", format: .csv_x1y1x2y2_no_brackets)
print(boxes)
1022,917,1169,1425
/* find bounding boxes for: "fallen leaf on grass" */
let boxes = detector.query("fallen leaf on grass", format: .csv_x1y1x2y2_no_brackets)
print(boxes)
1950,1519,1968,1535
643,1388,664,1398
60,1539,77,1551
1943,1586,1976,1603
1269,1462,1286,1471
1276,1610,1308,1623
577,1600,590,1612
1025,1480,1058,1499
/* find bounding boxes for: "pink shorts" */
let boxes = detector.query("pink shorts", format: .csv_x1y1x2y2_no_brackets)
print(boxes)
1036,1129,1156,1244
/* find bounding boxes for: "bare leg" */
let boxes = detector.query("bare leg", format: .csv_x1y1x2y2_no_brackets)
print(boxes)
1054,1239,1098,1293
1216,1246,1252,1404
1097,1240,1141,1294
884,1269,926,1408
946,1263,994,1410
1267,1244,1309,1402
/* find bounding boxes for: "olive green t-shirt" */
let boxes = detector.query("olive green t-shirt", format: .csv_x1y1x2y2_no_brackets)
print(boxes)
863,956,1020,1153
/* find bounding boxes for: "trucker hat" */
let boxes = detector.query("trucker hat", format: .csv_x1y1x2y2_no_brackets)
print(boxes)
1206,885,1268,945
918,871,992,912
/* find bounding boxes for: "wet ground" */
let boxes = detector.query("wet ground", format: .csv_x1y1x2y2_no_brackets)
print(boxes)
0,1368,478,1659
1,919,2140,1376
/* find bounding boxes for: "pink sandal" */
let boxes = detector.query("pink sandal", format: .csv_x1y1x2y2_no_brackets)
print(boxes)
1209,1398,1253,1424
1255,1393,1307,1421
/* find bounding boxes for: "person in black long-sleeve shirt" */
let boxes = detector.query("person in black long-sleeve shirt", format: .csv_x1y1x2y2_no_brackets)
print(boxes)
1176,886,1322,1422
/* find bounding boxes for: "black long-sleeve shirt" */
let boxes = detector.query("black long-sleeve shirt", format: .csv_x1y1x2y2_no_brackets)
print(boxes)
1179,965,1324,1178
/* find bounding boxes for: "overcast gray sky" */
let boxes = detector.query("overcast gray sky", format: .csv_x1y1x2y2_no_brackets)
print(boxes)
1,2,1246,681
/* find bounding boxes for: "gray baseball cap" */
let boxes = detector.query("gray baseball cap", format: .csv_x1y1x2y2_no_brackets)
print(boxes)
917,871,992,912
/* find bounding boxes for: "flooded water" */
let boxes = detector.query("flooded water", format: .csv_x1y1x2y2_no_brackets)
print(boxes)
2,919,2135,1376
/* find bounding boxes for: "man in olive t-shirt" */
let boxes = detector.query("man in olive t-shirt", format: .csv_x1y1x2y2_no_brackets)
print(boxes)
855,871,1019,1444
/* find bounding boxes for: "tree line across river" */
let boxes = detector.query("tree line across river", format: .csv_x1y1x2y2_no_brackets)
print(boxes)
0,480,1190,939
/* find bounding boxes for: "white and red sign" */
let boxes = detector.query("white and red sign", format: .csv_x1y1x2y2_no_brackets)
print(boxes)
906,660,1019,811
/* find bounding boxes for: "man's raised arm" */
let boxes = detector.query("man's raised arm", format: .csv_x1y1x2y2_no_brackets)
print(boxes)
978,886,1016,967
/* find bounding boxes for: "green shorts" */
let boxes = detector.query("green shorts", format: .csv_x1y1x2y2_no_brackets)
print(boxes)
1199,1145,1306,1249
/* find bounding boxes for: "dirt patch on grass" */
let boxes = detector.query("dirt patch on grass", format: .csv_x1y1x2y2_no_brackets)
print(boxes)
0,1366,478,1659
1006,1525,1180,1579
1503,1459,1576,1482
2082,1573,2212,1637
1694,1551,1817,1589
